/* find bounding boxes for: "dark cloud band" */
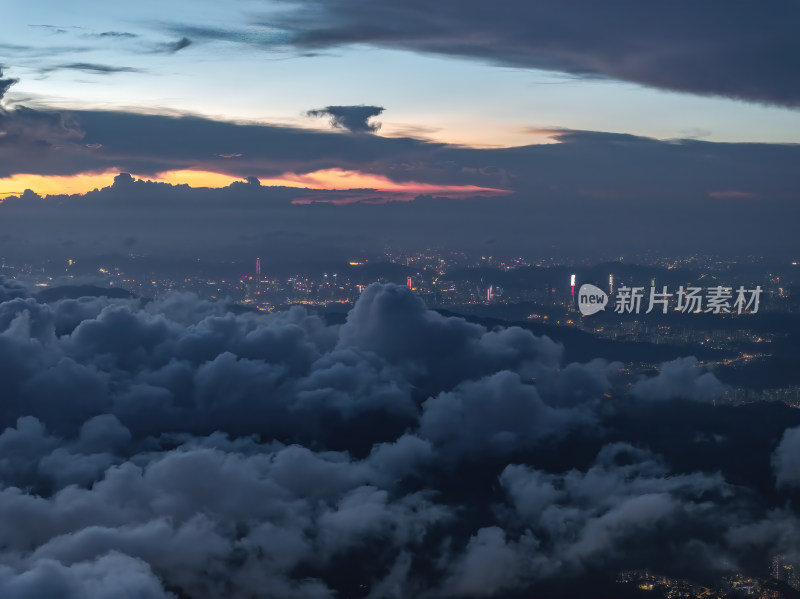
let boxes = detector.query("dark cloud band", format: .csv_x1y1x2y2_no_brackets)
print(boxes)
267,0,800,107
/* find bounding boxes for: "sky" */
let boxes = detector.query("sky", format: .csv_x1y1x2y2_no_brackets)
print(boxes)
1,1,799,260
2,0,800,200
5,0,799,147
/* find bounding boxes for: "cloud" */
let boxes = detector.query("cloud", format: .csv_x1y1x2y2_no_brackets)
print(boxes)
493,442,739,581
772,426,800,489
259,0,800,107
418,371,587,459
0,282,797,597
155,37,192,54
338,282,562,391
2,74,799,240
307,105,384,133
631,357,726,402
2,133,799,262
0,552,175,599
29,24,70,34
0,277,27,302
1,91,798,203
438,526,526,597
0,68,19,104
94,31,139,40
40,63,142,75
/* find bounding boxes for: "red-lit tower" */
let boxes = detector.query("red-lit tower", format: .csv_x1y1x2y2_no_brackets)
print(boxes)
256,257,261,275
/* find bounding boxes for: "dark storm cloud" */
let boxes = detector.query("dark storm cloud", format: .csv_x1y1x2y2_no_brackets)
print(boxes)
0,281,798,597
307,105,384,133
260,0,800,107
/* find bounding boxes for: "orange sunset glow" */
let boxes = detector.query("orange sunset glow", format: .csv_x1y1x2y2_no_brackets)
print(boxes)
0,168,509,201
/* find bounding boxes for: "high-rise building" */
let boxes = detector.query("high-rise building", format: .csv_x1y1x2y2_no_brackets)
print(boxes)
772,555,787,580
771,555,800,590
256,257,261,275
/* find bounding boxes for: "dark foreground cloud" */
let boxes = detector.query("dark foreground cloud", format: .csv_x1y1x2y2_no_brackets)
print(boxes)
3,70,799,195
262,0,800,107
0,280,798,597
1,78,799,259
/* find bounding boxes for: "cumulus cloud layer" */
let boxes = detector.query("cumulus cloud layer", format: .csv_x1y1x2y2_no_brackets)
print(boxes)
0,280,798,597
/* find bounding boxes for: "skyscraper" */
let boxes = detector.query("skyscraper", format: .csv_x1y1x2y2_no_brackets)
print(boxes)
771,555,800,590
